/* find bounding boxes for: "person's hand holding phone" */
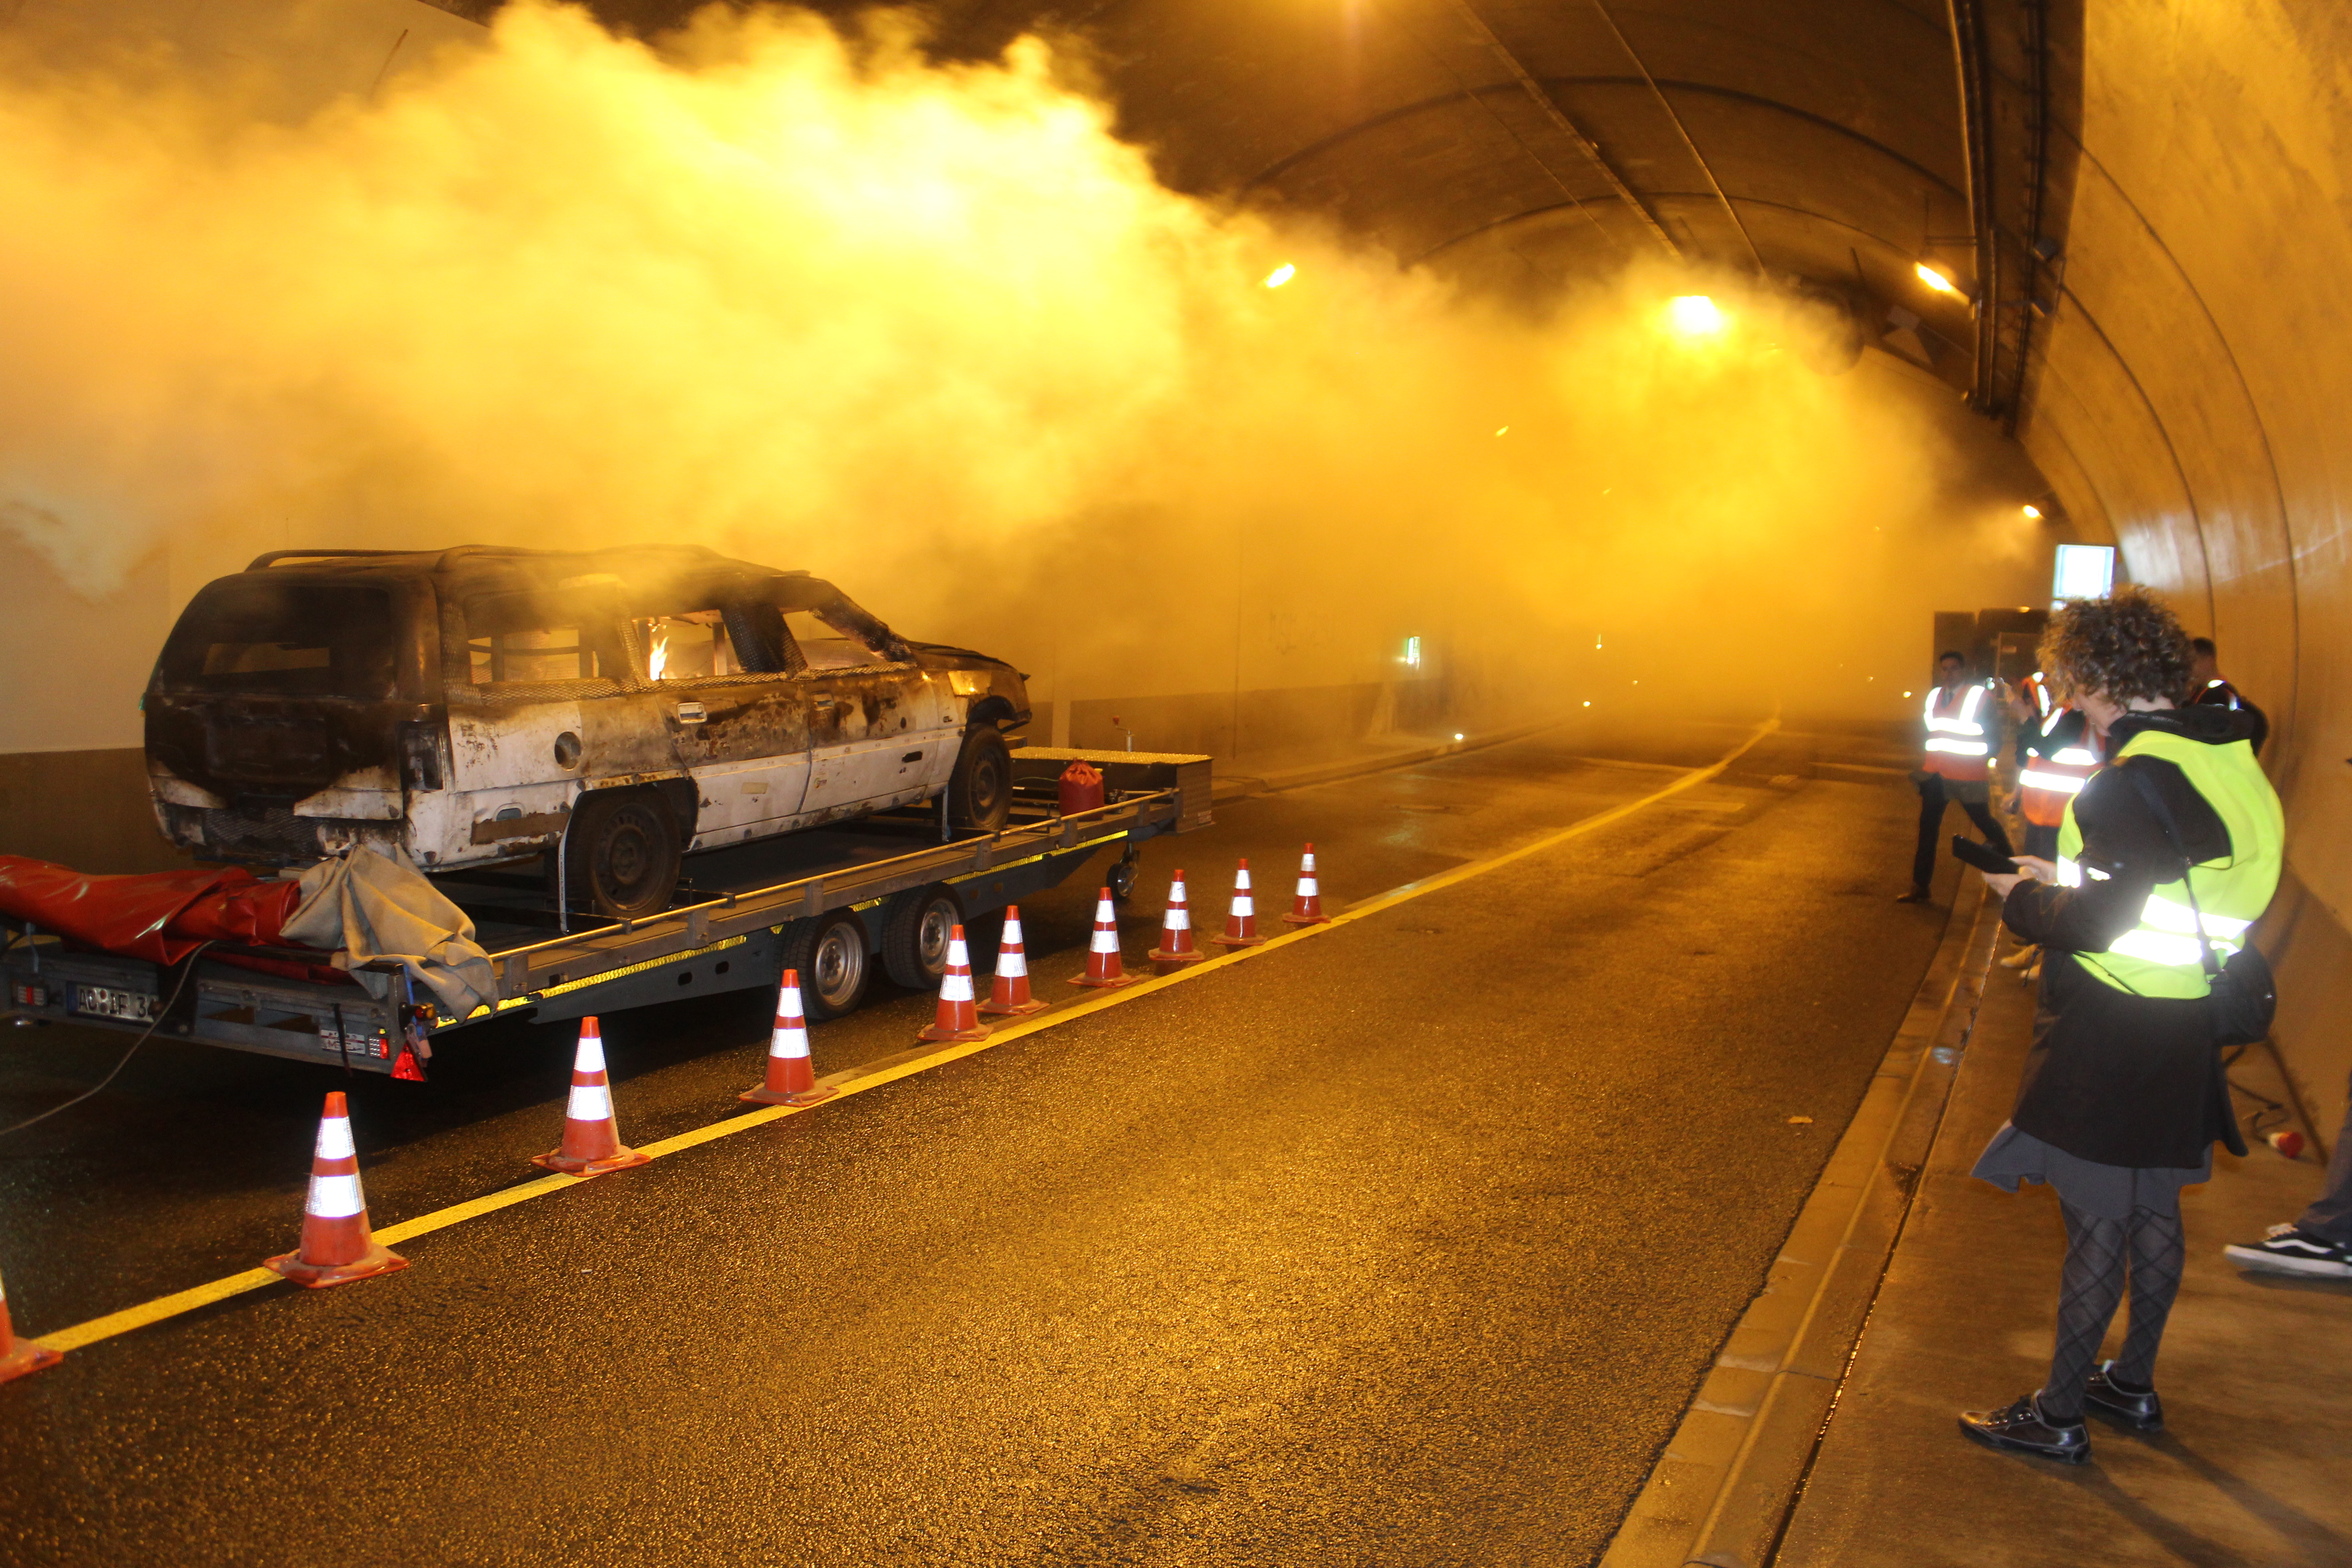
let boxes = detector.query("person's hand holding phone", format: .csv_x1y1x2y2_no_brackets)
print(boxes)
1983,855,2055,900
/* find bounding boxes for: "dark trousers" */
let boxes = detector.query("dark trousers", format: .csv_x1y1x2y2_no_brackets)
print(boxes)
2298,1074,2352,1245
1912,774,2014,889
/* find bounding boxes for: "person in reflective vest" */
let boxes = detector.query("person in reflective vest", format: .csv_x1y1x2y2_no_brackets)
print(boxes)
1956,585,2281,1464
2187,636,2269,756
2016,698,2100,859
1901,651,2013,903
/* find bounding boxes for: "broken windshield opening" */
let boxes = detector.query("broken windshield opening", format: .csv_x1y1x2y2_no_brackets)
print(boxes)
157,583,397,699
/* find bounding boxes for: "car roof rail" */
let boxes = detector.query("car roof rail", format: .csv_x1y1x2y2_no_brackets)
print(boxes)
246,549,407,570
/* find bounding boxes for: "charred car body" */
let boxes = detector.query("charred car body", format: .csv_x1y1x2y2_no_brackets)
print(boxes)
145,545,1030,918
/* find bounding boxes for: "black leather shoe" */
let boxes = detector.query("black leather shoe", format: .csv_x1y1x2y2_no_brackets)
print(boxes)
1896,884,1933,904
2085,1362,2164,1432
1958,1394,2091,1463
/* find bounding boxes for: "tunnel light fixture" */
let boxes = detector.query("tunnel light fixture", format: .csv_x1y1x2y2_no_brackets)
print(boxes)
1666,294,1726,334
1454,732,1465,741
1914,261,1962,296
1402,635,1422,669
1495,426,1509,436
1264,263,1296,289
2022,504,2043,520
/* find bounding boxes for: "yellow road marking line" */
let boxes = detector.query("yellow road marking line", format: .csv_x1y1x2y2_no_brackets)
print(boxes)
31,718,1777,1357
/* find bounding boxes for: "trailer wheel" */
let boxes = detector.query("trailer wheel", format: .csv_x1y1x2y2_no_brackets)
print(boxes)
881,884,963,991
948,725,1013,834
785,911,870,1022
559,789,681,920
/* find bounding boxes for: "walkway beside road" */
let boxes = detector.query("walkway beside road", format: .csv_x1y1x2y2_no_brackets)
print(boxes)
1777,925,2352,1567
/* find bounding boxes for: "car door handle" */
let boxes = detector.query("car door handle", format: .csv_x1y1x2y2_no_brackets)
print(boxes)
901,750,923,763
676,701,706,725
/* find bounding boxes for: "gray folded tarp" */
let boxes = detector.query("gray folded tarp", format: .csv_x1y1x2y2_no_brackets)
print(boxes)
280,845,497,1019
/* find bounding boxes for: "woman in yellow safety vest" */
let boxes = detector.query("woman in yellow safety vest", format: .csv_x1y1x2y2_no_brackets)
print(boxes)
1957,585,2281,1465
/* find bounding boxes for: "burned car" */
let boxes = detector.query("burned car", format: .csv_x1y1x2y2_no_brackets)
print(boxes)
144,545,1030,918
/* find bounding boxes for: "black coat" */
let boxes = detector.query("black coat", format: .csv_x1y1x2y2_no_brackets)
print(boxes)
1998,706,2257,1168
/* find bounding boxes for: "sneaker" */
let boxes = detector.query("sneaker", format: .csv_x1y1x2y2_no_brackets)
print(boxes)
1959,1394,2091,1463
2224,1223,2352,1279
2084,1362,2164,1432
1896,884,1934,904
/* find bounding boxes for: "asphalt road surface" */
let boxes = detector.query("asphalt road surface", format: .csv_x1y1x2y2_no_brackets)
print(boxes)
0,717,1957,1566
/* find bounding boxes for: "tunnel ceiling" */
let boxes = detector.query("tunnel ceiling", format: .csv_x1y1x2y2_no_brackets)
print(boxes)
559,0,1993,391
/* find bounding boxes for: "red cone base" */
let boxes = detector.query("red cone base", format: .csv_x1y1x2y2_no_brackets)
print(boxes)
0,1338,62,1386
532,1145,652,1176
740,1081,838,1107
264,1243,409,1290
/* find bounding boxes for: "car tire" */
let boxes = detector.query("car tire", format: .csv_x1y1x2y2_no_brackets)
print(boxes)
784,910,871,1022
881,884,962,991
559,789,682,920
948,724,1013,834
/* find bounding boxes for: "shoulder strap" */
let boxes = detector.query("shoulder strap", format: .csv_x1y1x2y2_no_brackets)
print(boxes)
2120,759,2225,979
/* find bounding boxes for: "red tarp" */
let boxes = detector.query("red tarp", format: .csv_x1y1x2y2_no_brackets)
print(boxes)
0,855,306,966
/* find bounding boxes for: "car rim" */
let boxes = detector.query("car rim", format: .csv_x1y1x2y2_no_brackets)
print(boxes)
814,926,862,1008
919,902,955,974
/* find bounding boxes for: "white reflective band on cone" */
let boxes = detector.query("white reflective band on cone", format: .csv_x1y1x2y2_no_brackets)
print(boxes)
575,1034,607,1074
305,1173,366,1220
999,950,1028,976
1234,896,1255,916
567,1083,613,1122
1091,928,1119,952
941,974,974,1002
2019,768,2088,793
2052,748,2098,765
769,1027,808,1058
1165,910,1189,930
777,986,801,1014
1298,878,1319,896
315,1117,356,1161
1004,918,1025,942
1926,738,1989,756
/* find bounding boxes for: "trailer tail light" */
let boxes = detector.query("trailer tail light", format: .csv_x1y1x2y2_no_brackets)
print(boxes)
10,981,49,1009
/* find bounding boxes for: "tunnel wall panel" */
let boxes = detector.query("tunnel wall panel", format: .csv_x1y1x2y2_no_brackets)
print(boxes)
2020,0,2352,1127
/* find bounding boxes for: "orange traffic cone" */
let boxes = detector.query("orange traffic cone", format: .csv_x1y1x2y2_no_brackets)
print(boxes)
532,1017,651,1176
741,970,838,1106
919,925,994,1043
1149,870,1207,975
1282,843,1330,926
1069,887,1136,989
1213,858,1266,949
980,906,1048,1017
0,1255,62,1385
263,1091,409,1289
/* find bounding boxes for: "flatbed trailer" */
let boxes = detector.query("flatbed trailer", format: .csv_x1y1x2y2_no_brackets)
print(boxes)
2,750,1211,1077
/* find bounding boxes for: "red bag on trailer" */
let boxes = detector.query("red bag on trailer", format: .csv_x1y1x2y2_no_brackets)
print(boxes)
0,855,304,965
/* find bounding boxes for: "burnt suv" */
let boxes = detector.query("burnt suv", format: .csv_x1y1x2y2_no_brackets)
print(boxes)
145,545,1030,917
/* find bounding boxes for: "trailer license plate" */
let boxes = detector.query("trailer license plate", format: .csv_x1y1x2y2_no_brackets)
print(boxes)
73,984,159,1024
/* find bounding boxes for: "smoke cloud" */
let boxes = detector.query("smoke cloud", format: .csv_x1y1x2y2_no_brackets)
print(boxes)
0,1,2048,754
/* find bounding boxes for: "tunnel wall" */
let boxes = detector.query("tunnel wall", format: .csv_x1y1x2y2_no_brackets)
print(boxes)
2017,0,2352,1144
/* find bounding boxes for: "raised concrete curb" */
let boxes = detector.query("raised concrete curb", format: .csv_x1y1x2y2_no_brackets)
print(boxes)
1599,876,2002,1568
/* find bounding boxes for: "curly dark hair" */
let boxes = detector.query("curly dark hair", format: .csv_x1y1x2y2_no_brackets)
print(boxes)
2039,583,2195,706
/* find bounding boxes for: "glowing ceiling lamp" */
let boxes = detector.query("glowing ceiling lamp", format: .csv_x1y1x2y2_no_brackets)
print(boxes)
1914,261,1962,296
1666,294,1726,334
1264,263,1296,289
2021,504,2043,520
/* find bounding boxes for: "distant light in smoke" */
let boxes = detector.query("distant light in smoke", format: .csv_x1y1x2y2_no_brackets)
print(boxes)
1914,262,1961,295
1264,263,1296,289
1401,635,1421,668
1495,426,1509,436
2021,504,2043,520
1583,700,1592,707
1903,690,1914,697
1666,294,1726,334
1454,732,1465,741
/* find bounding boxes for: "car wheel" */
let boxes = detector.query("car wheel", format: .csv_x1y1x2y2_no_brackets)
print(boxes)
784,910,871,1022
881,884,962,991
561,789,682,920
948,725,1013,834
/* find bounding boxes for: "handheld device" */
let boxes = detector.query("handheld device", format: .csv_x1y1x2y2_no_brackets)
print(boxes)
1951,835,2022,875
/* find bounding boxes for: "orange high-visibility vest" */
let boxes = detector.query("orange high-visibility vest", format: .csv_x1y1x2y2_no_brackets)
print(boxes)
1922,682,1993,781
2017,706,2099,827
